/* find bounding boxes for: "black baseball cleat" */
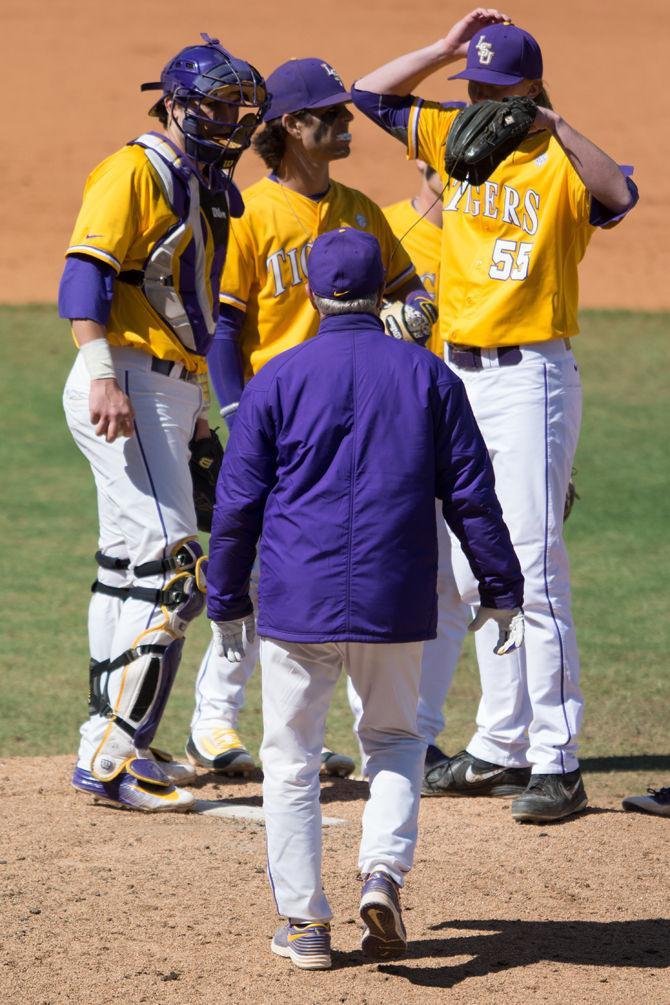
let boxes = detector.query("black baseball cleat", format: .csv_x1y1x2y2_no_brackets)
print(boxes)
511,769,588,823
422,744,452,797
424,748,530,797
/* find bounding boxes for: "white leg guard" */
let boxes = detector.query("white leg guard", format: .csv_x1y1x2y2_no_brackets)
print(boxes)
91,540,207,782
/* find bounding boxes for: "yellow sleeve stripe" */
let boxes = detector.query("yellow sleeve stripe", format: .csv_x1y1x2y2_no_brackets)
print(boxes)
385,263,416,294
219,292,247,310
66,245,121,272
407,99,423,161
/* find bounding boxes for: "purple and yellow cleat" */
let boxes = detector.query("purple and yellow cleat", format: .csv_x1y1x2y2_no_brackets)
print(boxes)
71,757,194,813
360,870,407,960
271,922,332,970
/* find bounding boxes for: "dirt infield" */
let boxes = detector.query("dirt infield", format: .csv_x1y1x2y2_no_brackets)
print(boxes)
1,756,668,1004
5,0,668,308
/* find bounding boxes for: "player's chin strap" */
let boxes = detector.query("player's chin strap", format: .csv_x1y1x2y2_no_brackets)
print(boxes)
90,538,207,783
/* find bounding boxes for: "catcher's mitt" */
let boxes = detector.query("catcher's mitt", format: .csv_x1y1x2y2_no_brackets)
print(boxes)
445,96,537,187
189,428,224,533
380,298,436,346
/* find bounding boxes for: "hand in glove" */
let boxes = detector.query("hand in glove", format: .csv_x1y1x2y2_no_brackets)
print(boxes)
211,614,256,663
468,607,524,656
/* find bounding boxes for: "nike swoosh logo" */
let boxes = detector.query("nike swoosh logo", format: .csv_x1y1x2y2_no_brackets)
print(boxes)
332,289,350,298
367,908,386,934
465,765,505,783
86,233,103,238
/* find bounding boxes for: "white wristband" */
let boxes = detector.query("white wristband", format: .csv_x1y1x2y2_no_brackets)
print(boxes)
220,402,239,419
80,338,116,380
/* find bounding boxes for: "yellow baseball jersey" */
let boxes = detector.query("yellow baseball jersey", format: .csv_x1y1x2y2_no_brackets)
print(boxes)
219,177,416,378
383,199,442,357
66,139,223,373
407,101,596,348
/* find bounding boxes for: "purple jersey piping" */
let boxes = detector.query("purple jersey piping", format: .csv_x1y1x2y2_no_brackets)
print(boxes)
411,98,423,159
125,370,169,630
542,364,571,772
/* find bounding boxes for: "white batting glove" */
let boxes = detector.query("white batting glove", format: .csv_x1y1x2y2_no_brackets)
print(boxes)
211,615,256,663
468,607,524,656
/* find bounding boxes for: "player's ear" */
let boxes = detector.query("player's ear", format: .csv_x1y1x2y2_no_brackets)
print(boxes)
527,79,543,99
375,286,385,315
282,112,303,139
306,283,318,312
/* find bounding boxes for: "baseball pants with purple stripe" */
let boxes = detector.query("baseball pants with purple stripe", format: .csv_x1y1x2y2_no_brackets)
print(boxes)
447,339,584,774
63,346,202,770
347,503,469,766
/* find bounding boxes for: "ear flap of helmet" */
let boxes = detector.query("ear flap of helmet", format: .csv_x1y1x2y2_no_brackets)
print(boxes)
141,81,167,118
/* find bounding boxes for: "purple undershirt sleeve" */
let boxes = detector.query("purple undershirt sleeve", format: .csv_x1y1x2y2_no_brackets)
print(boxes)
350,85,413,142
57,254,115,325
590,168,639,227
208,304,245,428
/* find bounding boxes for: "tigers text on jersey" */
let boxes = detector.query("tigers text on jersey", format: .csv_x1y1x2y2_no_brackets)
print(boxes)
383,199,442,357
219,176,416,379
66,137,230,373
407,101,597,348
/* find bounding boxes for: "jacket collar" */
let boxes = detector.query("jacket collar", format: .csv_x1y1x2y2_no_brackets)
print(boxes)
317,312,385,336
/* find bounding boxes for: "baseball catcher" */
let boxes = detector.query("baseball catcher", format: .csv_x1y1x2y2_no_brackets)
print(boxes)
60,35,267,813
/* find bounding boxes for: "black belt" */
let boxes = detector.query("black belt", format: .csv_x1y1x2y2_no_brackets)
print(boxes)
150,357,194,382
448,344,522,369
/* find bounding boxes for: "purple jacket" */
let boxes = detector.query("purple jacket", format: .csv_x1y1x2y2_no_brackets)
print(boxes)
207,312,523,642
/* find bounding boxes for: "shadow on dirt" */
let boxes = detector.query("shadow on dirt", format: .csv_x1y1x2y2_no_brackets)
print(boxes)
373,918,670,987
582,755,670,772
184,775,369,811
187,773,369,804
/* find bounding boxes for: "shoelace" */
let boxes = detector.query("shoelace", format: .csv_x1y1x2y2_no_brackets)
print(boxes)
647,787,670,802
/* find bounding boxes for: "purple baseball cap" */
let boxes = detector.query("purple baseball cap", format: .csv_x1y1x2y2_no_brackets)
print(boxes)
449,23,543,85
263,57,351,122
307,228,385,300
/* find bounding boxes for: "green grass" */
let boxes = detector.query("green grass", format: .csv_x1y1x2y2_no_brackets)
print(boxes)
1,306,669,785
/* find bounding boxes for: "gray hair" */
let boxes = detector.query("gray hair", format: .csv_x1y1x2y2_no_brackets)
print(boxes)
312,293,380,316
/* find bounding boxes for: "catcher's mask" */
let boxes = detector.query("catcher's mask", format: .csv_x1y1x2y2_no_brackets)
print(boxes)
141,34,268,179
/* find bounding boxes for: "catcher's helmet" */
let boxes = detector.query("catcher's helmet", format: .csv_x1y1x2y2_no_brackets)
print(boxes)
141,34,268,173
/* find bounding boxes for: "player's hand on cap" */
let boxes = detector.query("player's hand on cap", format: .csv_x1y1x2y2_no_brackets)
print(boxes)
528,105,560,136
211,615,256,662
468,606,524,656
89,379,135,443
443,8,511,59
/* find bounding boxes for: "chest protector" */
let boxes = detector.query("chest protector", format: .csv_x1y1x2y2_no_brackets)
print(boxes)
123,132,242,353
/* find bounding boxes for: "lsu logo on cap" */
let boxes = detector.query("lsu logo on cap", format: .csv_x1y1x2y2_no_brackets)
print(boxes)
321,62,345,87
476,35,494,65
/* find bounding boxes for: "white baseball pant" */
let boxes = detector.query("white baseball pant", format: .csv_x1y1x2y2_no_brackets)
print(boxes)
63,347,202,769
347,503,469,765
447,339,584,774
190,569,260,736
260,638,425,922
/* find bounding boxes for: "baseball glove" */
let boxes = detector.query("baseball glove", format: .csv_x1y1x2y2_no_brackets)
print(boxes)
445,96,537,187
380,299,435,346
189,427,225,533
